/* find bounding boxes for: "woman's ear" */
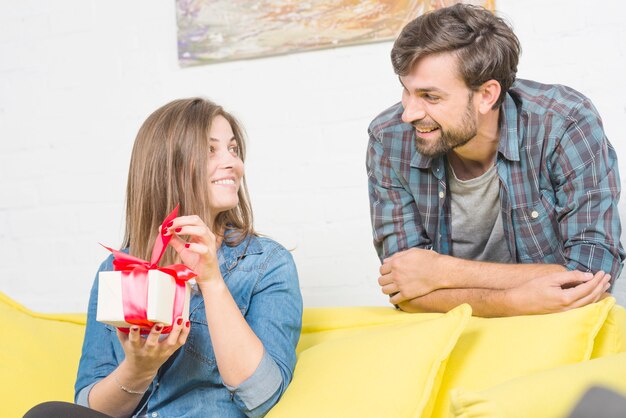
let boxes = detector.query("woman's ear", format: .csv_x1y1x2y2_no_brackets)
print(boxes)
476,80,501,114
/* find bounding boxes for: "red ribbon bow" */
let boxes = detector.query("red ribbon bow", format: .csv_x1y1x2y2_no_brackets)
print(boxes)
102,205,196,334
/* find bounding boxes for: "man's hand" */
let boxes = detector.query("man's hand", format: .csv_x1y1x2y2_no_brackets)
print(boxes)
378,248,444,304
505,270,611,315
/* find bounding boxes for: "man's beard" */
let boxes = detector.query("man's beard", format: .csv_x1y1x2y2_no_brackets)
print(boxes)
414,101,477,158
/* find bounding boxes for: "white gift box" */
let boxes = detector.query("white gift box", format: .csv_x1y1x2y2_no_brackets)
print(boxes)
96,270,191,328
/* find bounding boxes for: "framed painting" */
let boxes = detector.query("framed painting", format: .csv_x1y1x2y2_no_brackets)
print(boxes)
177,0,495,67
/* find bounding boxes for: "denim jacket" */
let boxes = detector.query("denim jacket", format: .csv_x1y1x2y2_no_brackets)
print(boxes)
75,235,303,418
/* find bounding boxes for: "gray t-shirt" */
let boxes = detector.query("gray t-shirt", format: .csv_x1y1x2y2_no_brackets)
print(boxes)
448,162,513,263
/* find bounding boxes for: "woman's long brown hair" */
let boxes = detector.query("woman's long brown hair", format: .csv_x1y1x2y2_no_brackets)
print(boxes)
121,98,255,266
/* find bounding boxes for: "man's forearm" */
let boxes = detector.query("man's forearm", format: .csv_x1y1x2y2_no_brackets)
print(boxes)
381,248,584,310
397,270,611,317
436,255,567,290
397,288,515,318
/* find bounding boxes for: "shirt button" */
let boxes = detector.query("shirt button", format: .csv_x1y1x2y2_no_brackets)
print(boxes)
531,210,539,219
151,413,158,417
439,191,444,199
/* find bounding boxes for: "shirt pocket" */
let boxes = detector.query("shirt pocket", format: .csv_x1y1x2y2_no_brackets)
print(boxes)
184,307,218,367
511,198,561,263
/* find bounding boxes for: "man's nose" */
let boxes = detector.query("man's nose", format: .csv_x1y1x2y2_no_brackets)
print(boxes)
402,96,426,124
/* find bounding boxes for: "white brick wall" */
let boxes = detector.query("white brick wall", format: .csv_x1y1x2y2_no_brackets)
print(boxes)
1,0,624,312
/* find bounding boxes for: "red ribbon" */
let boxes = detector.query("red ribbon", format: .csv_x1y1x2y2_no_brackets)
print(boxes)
102,205,196,334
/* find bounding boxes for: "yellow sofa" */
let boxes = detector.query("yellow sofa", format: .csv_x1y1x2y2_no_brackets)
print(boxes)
2,291,626,418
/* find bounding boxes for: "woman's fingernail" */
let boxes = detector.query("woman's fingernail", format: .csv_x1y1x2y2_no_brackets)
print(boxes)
175,227,182,233
166,221,174,227
184,243,190,248
176,317,183,326
185,321,190,328
155,324,163,332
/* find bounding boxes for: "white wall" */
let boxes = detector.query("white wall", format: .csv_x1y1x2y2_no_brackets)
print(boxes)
1,0,625,312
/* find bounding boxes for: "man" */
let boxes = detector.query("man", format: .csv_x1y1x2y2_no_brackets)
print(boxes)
367,4,624,317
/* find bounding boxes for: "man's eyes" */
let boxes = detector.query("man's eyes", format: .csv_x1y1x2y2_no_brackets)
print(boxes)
402,89,440,103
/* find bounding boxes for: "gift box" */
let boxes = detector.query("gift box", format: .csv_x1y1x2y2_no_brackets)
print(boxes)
96,270,191,328
96,205,197,334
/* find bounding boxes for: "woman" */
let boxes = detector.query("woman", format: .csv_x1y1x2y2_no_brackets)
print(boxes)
27,98,302,418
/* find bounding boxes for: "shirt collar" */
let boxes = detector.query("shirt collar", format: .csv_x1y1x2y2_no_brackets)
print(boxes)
410,149,436,170
497,90,521,162
217,230,263,273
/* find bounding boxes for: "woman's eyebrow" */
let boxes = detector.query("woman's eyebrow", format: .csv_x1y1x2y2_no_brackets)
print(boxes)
209,136,236,142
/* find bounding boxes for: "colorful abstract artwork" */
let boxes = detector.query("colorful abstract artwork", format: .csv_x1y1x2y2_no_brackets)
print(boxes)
176,0,495,67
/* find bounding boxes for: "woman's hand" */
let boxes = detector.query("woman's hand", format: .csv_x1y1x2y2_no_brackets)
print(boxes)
87,320,190,416
117,317,190,379
163,215,221,284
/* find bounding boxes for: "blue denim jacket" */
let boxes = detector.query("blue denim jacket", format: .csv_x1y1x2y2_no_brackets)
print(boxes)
75,235,303,418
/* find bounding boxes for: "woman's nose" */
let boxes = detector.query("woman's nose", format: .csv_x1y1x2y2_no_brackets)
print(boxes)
216,149,237,168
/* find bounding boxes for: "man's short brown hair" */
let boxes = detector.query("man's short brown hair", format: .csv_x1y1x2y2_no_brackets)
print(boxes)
391,4,521,108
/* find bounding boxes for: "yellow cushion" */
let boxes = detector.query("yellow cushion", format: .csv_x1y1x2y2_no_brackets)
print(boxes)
0,292,86,418
267,304,472,418
450,351,626,418
431,297,615,418
297,306,442,354
592,302,626,358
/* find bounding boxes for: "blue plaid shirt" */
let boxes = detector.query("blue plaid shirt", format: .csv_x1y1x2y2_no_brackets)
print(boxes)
367,79,624,282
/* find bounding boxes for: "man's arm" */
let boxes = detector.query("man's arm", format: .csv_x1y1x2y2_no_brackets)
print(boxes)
378,248,566,299
366,119,432,259
548,98,624,280
378,248,610,316
396,269,610,317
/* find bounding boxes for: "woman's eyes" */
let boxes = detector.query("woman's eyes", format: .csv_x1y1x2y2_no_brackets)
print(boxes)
208,145,239,156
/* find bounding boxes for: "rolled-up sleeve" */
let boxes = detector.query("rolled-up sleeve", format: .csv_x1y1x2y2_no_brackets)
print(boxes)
224,350,282,414
75,382,97,407
227,245,302,417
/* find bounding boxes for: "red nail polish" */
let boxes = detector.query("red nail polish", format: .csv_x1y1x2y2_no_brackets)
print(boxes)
155,324,163,332
176,317,183,326
162,228,168,235
175,227,182,233
184,243,190,248
166,221,174,227
185,321,190,328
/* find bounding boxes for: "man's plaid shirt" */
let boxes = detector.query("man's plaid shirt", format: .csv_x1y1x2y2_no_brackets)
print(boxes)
367,79,625,281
